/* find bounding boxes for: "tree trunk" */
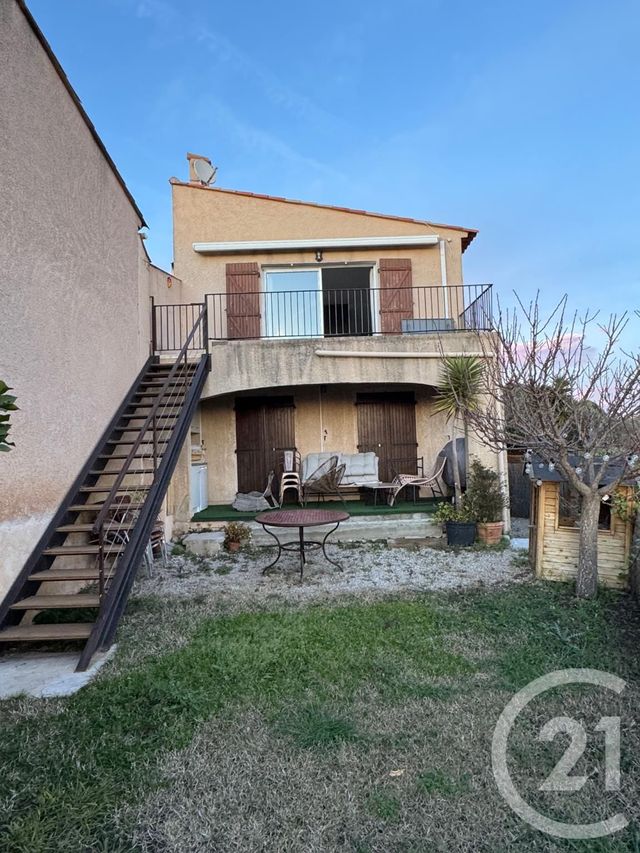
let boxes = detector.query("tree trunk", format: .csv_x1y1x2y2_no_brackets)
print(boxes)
575,491,600,599
463,420,470,482
630,506,640,600
451,424,462,507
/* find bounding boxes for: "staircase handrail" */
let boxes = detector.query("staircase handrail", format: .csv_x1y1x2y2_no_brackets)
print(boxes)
91,303,206,536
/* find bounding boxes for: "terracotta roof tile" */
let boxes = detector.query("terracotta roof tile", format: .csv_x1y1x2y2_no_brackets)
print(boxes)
169,179,478,251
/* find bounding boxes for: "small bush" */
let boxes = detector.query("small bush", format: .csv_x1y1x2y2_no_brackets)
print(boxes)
223,521,251,549
464,459,506,523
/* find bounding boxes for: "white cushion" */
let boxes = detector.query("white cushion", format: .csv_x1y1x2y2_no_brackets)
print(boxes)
302,451,379,485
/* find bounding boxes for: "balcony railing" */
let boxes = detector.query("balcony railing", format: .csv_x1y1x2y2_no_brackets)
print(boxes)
207,283,492,341
152,284,492,351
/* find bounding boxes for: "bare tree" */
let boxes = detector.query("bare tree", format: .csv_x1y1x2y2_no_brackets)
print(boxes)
468,295,640,599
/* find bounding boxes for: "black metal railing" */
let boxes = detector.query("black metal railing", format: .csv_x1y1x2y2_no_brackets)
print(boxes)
203,283,492,341
77,307,210,669
152,299,209,352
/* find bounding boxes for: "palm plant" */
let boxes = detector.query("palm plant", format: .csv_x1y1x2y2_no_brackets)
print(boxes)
0,381,18,452
433,356,484,505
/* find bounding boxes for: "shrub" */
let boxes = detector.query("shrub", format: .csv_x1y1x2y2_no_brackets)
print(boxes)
223,521,251,548
465,459,506,523
433,499,473,524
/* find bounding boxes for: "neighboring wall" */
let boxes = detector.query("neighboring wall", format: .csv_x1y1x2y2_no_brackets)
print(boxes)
0,1,155,598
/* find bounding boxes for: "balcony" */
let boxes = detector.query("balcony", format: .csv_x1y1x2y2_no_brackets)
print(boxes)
150,285,492,401
204,283,492,341
150,284,493,352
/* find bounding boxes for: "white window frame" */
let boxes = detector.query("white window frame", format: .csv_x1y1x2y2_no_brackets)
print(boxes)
261,263,378,339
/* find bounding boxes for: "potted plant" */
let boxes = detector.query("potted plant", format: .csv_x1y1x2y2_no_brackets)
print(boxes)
433,356,484,506
465,459,506,545
223,521,251,552
433,500,476,547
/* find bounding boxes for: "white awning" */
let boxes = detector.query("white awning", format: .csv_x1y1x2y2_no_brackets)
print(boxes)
192,234,439,255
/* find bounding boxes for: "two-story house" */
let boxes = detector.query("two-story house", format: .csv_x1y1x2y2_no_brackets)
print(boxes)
162,153,498,527
0,1,503,669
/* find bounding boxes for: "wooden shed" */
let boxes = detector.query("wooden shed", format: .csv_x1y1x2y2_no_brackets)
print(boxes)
528,464,634,590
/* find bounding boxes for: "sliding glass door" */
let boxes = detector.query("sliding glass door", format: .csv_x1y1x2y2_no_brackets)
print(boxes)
263,266,375,338
263,270,322,338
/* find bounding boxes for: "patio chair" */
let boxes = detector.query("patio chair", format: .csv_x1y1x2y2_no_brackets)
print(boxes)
232,470,278,512
387,456,447,507
277,448,302,505
302,455,347,505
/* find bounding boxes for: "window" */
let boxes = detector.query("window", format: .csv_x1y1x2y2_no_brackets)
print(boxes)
558,483,612,531
264,270,321,338
263,266,373,338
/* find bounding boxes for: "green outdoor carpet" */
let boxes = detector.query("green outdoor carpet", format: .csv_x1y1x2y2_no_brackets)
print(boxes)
192,498,441,523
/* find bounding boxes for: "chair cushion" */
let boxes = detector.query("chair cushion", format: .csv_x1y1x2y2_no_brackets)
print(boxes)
341,452,379,485
301,451,379,485
301,452,337,481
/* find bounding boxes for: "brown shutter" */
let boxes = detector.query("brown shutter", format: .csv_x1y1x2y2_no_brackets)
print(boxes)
226,262,261,339
378,258,413,334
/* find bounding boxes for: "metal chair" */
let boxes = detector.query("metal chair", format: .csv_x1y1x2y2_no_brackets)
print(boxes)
302,455,347,505
387,457,447,506
277,448,302,505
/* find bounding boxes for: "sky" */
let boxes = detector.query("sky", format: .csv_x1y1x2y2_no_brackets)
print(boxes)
29,0,640,347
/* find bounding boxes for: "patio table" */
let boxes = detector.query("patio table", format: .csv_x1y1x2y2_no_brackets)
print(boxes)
360,482,395,506
255,508,349,578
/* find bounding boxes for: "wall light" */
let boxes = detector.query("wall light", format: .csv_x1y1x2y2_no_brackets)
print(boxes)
315,250,323,262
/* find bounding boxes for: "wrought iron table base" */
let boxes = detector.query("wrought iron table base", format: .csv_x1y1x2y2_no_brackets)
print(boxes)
260,523,343,578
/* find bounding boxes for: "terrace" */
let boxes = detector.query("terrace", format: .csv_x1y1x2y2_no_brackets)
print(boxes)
152,282,493,348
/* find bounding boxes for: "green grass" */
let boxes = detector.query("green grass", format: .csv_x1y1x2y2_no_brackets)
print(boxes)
1,583,639,851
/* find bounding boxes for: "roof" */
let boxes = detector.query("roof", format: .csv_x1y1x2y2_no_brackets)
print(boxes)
524,453,636,488
169,179,478,252
17,0,146,227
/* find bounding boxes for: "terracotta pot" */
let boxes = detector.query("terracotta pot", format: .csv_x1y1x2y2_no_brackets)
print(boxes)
226,541,241,552
476,521,504,545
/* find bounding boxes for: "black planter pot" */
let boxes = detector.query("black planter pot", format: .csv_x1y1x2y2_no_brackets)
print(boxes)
445,521,476,547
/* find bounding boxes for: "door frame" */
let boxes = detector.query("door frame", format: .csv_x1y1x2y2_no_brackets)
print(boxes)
261,263,378,337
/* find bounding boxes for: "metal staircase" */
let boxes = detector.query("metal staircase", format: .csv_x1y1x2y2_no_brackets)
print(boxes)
0,304,210,670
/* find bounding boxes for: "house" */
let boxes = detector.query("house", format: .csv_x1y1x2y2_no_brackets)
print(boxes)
162,153,501,528
527,457,633,589
0,0,505,668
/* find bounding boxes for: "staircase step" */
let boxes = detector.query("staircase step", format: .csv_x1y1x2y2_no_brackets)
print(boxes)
88,468,156,476
97,453,156,460
29,567,101,582
119,413,179,421
56,523,137,533
125,403,183,409
11,594,100,610
105,439,169,446
0,623,94,642
79,485,150,493
68,503,145,512
43,544,126,556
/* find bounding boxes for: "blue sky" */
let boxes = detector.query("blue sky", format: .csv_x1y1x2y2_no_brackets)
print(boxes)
30,0,639,342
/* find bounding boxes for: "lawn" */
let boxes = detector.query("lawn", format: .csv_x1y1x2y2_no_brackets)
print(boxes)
1,581,639,851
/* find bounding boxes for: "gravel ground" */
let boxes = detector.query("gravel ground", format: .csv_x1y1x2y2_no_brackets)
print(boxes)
134,540,529,606
510,516,530,538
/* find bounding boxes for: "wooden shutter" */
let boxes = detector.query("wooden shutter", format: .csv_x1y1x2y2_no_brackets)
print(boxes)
378,258,413,334
356,392,417,481
226,262,261,339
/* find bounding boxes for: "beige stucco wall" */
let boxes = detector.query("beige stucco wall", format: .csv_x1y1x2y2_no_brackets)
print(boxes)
202,332,488,398
166,333,502,518
171,182,467,303
0,1,153,598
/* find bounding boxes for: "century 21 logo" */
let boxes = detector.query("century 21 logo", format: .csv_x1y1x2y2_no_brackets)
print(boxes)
492,669,627,840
